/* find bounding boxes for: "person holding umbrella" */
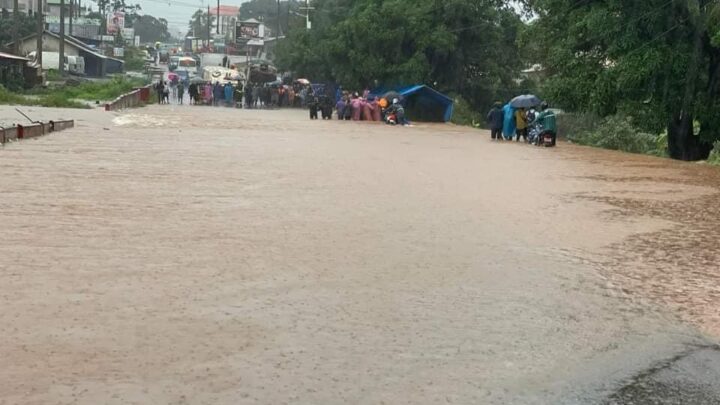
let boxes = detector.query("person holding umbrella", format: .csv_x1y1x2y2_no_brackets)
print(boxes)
515,108,528,142
509,95,541,142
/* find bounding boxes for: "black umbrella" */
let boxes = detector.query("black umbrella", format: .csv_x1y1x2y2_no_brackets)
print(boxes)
510,94,542,108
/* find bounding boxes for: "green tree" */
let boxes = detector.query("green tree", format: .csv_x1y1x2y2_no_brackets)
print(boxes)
275,0,525,112
187,9,214,40
239,0,300,37
129,14,171,43
0,12,36,50
523,0,720,160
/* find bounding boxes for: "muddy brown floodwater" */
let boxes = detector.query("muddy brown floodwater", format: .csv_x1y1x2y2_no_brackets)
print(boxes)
1,105,719,404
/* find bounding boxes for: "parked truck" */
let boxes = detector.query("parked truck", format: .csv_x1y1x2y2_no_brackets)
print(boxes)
27,51,85,76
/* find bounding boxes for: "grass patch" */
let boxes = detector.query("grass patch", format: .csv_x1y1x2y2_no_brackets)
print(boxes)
708,141,720,166
29,76,146,102
0,85,29,104
1,85,90,109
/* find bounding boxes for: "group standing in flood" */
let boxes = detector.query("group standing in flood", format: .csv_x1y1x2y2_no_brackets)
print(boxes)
487,101,557,146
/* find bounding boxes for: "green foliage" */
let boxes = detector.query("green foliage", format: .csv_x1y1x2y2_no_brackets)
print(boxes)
23,77,146,106
122,47,148,72
567,115,665,156
275,0,524,114
450,96,481,127
0,84,89,108
0,12,36,46
187,9,215,39
54,77,145,101
239,0,301,36
46,70,63,82
1,70,25,91
37,93,89,108
708,141,720,165
524,0,720,160
0,85,27,104
129,15,171,43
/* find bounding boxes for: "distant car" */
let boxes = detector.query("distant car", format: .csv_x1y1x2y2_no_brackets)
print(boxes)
168,56,180,71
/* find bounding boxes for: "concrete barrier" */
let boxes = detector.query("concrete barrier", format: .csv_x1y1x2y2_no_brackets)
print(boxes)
3,127,19,143
51,120,75,132
17,123,44,139
105,85,152,111
0,121,73,145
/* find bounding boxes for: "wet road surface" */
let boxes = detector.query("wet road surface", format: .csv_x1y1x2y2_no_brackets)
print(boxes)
1,105,719,404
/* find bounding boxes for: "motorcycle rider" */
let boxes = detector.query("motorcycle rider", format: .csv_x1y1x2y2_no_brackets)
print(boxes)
387,98,409,126
532,102,557,146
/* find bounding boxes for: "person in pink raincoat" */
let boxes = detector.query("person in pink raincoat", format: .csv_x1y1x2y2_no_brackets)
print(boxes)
203,83,213,105
351,94,363,121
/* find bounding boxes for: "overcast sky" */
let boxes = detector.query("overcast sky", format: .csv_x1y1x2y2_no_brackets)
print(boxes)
132,0,249,37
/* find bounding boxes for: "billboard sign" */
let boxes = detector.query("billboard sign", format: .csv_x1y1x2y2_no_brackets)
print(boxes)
106,11,125,35
235,20,262,44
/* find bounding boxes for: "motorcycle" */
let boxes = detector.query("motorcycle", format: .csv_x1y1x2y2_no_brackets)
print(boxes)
529,123,555,147
384,110,398,125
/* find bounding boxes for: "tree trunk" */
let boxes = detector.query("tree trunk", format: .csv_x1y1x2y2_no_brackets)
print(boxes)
667,112,712,160
666,0,711,160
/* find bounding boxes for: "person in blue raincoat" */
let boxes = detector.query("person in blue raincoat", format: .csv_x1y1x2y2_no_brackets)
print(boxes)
502,103,516,140
224,82,234,107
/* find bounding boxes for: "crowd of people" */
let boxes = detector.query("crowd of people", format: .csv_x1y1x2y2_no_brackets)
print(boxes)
153,77,411,126
486,101,557,146
307,89,410,125
154,76,320,109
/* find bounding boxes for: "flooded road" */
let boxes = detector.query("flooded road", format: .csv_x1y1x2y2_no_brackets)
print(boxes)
1,105,719,404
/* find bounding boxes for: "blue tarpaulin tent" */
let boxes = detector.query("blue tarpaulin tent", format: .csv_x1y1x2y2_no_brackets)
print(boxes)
373,85,454,122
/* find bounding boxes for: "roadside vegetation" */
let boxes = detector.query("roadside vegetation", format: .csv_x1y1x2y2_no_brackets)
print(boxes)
274,0,720,166
28,76,147,102
0,85,88,109
708,142,720,166
0,77,146,109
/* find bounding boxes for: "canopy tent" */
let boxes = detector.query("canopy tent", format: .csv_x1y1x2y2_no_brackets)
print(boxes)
372,85,454,122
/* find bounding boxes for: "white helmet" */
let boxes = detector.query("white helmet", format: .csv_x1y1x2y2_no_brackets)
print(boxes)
393,98,399,104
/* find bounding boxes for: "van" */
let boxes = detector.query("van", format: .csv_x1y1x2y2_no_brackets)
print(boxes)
27,51,85,76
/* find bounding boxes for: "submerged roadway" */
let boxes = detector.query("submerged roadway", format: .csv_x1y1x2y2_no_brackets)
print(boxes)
1,105,719,404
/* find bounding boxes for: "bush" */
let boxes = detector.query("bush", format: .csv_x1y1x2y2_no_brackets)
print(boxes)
0,84,28,104
123,47,148,72
1,83,89,109
556,112,603,140
36,93,89,109
567,114,664,155
708,141,720,166
451,96,482,128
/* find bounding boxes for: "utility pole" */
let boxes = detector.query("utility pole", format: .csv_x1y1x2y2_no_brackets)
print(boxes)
300,0,313,30
69,0,73,37
216,0,219,35
276,0,280,38
36,0,43,73
59,0,65,75
12,0,19,54
206,4,211,49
